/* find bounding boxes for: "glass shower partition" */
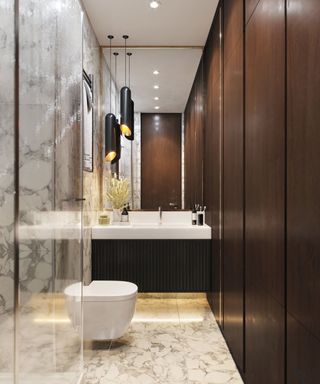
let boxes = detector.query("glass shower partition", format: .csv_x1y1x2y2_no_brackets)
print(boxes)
17,1,84,383
1,1,84,383
0,0,15,383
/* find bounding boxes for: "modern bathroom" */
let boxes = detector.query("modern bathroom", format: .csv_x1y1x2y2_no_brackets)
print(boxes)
0,0,319,383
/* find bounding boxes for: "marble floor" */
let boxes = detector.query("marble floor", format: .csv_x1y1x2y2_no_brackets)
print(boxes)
0,292,82,384
84,294,244,384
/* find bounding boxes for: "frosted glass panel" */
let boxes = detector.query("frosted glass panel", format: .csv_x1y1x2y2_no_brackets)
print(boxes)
18,1,83,383
0,0,15,383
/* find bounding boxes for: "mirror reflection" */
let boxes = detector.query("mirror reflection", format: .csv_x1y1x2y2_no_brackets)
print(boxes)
102,47,203,210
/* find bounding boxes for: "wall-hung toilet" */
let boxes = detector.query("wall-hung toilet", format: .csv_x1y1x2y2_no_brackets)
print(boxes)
64,280,138,340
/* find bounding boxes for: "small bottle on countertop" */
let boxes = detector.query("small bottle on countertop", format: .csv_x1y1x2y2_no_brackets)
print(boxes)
121,205,129,223
192,205,197,225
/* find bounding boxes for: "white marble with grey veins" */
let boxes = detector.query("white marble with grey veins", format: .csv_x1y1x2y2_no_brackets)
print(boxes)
84,296,244,384
82,11,120,285
0,293,82,383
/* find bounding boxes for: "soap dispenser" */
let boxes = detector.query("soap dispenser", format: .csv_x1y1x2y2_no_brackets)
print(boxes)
121,204,129,223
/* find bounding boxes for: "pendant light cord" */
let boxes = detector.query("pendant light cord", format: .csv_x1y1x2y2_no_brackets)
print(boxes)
128,53,131,88
108,35,114,112
114,52,118,115
110,39,112,111
123,35,129,87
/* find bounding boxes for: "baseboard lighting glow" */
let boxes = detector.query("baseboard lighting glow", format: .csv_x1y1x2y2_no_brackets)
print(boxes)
133,317,204,323
33,318,71,324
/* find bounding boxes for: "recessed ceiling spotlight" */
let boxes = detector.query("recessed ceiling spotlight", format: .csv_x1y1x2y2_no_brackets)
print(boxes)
153,85,159,89
154,96,159,101
154,106,160,110
149,0,161,9
153,70,160,75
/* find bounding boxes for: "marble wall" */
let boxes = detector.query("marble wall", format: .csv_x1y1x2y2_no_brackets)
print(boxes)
132,113,142,209
82,12,120,284
82,13,103,285
119,113,141,209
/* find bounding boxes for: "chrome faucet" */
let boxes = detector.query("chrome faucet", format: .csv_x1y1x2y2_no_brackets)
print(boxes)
158,206,162,225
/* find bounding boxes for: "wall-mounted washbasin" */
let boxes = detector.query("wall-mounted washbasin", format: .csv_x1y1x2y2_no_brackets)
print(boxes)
92,211,211,240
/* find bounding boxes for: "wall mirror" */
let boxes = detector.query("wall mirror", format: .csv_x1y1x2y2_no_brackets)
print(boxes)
102,47,203,210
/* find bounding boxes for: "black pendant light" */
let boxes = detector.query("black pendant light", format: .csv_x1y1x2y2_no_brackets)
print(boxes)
111,52,121,164
127,52,135,141
105,35,117,162
120,35,132,137
105,113,117,162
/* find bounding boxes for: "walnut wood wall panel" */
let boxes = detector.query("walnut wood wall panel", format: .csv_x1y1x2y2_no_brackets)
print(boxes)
245,0,285,383
194,67,204,206
202,6,224,327
224,0,244,62
184,95,191,208
287,315,320,384
141,113,181,210
184,107,192,208
184,99,193,208
223,0,244,373
184,0,320,382
184,61,204,209
245,285,285,383
245,0,260,23
287,0,320,381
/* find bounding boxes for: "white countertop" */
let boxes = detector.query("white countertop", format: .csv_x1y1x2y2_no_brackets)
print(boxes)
18,210,212,240
19,224,83,240
92,223,211,240
19,211,82,240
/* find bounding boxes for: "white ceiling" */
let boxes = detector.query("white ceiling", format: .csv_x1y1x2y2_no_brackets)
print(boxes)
103,48,203,113
82,0,219,112
82,0,218,46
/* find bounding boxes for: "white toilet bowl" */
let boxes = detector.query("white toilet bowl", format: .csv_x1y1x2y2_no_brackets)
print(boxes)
64,280,138,340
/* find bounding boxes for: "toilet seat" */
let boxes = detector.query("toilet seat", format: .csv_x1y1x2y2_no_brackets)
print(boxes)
64,281,138,302
85,281,138,302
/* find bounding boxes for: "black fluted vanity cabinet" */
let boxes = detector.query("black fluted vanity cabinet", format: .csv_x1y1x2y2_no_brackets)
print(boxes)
92,240,212,292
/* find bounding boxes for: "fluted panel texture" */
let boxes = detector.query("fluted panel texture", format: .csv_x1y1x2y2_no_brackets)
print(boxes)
92,240,211,292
